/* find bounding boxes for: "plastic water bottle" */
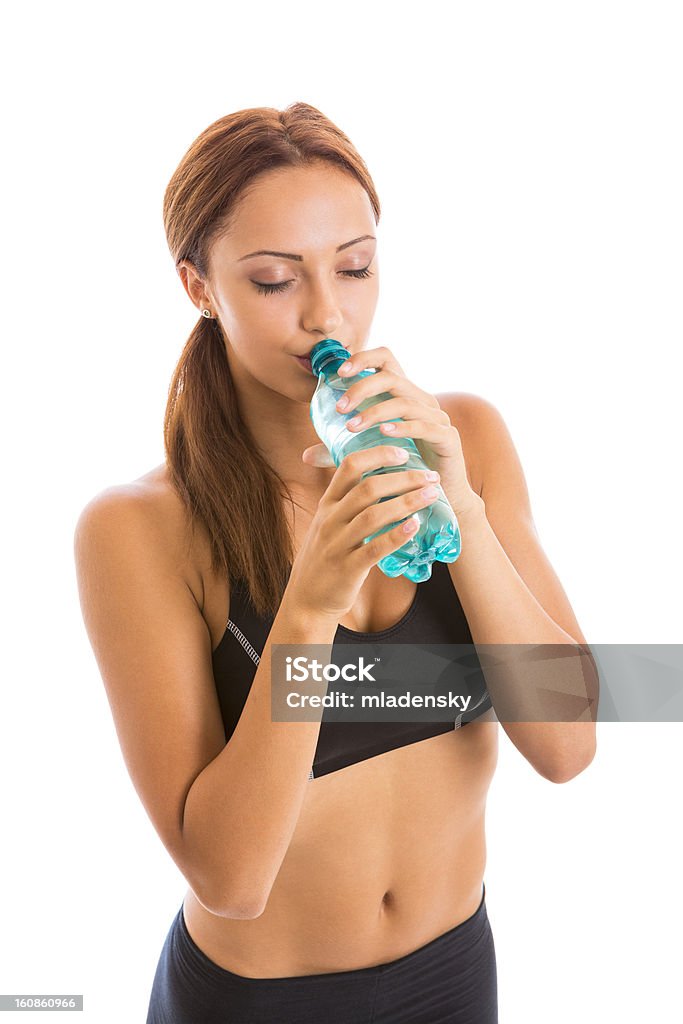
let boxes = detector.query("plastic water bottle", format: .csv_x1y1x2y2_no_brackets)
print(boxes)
309,339,462,582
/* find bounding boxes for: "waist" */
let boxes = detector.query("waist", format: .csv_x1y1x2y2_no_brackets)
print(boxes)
181,878,489,985
183,821,487,978
182,724,496,977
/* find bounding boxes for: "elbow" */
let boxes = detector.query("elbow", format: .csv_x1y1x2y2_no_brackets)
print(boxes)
194,888,266,921
534,723,597,784
227,888,269,919
195,877,270,920
215,867,274,919
543,764,586,785
180,815,272,919
540,745,597,784
221,897,268,921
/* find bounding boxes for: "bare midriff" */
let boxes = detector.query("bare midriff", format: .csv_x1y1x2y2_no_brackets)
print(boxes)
182,721,497,978
141,439,496,980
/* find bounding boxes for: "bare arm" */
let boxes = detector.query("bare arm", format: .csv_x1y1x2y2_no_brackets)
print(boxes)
441,393,598,783
74,487,336,920
180,594,337,918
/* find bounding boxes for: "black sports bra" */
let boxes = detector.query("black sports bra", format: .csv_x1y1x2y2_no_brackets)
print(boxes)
211,560,492,779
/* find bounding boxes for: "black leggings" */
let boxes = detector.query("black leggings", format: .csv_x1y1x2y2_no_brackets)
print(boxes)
146,883,497,1023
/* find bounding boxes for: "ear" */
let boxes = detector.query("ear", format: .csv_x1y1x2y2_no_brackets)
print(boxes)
177,260,211,313
302,443,335,467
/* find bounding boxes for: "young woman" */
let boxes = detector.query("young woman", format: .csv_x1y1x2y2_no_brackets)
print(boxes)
74,102,596,1024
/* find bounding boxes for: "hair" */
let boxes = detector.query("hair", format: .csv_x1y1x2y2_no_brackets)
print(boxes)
162,102,381,619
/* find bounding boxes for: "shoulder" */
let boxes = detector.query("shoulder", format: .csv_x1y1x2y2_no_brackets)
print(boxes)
74,464,180,546
435,390,502,434
73,464,206,607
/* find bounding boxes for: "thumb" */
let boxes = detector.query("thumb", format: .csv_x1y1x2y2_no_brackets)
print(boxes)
302,443,335,467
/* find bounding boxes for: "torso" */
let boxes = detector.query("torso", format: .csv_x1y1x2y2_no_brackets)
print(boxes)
137,396,499,978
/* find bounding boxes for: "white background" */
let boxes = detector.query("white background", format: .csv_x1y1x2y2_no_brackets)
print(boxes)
1,2,681,1021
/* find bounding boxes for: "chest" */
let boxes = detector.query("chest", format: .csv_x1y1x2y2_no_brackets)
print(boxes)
343,572,418,633
211,547,490,779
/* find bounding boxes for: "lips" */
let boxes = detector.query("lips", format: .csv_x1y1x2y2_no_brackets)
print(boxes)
293,354,314,374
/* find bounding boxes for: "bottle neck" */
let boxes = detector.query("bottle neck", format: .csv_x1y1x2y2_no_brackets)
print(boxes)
310,339,351,379
317,355,346,381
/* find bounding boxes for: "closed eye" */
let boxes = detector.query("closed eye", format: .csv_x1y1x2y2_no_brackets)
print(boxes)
252,267,374,296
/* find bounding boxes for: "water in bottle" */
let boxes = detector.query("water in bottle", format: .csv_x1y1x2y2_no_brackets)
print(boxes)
308,338,462,582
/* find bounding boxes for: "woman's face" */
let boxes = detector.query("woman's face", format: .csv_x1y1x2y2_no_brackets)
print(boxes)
195,162,379,397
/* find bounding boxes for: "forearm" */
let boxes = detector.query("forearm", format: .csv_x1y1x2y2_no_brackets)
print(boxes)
449,500,598,781
181,589,336,917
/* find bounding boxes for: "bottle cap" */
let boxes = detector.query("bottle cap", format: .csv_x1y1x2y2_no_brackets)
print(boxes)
310,339,351,378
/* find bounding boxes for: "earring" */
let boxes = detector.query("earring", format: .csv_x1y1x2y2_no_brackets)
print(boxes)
202,308,212,318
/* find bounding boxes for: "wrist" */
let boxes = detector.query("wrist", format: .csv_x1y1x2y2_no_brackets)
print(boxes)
279,586,341,634
450,491,487,526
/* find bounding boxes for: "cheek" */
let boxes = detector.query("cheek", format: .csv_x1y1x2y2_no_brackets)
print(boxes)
356,280,379,317
226,322,287,377
224,296,286,344
244,292,298,328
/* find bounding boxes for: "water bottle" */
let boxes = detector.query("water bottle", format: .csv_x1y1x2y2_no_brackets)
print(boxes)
308,339,462,582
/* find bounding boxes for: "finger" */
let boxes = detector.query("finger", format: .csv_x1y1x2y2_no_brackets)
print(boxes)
302,444,336,467
345,397,450,434
323,445,411,506
336,369,410,413
338,345,406,379
347,496,427,571
338,367,441,413
377,418,459,452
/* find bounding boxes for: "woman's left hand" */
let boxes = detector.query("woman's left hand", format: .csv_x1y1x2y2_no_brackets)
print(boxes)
301,345,485,519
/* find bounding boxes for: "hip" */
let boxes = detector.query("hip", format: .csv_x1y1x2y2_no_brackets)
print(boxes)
146,882,497,1024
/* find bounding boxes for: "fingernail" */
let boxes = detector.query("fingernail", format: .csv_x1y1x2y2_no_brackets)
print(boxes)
336,396,349,410
347,415,362,428
424,470,439,481
339,361,352,374
392,448,409,462
421,485,438,499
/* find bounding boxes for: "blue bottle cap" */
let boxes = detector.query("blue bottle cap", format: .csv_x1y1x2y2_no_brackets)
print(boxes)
310,339,351,377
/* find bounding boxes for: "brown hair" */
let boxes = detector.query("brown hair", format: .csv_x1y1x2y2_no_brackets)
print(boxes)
162,102,381,618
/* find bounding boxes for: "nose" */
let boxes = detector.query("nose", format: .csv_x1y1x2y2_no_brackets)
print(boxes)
301,276,343,337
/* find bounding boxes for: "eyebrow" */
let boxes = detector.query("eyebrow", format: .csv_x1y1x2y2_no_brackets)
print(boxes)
237,234,376,262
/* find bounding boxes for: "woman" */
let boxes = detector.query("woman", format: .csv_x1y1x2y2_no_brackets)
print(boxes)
74,102,596,1023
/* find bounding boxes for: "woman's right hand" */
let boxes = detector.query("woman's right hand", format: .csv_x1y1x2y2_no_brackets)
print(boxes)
286,445,440,622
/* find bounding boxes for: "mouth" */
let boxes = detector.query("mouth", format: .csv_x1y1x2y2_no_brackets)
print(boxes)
293,354,314,375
